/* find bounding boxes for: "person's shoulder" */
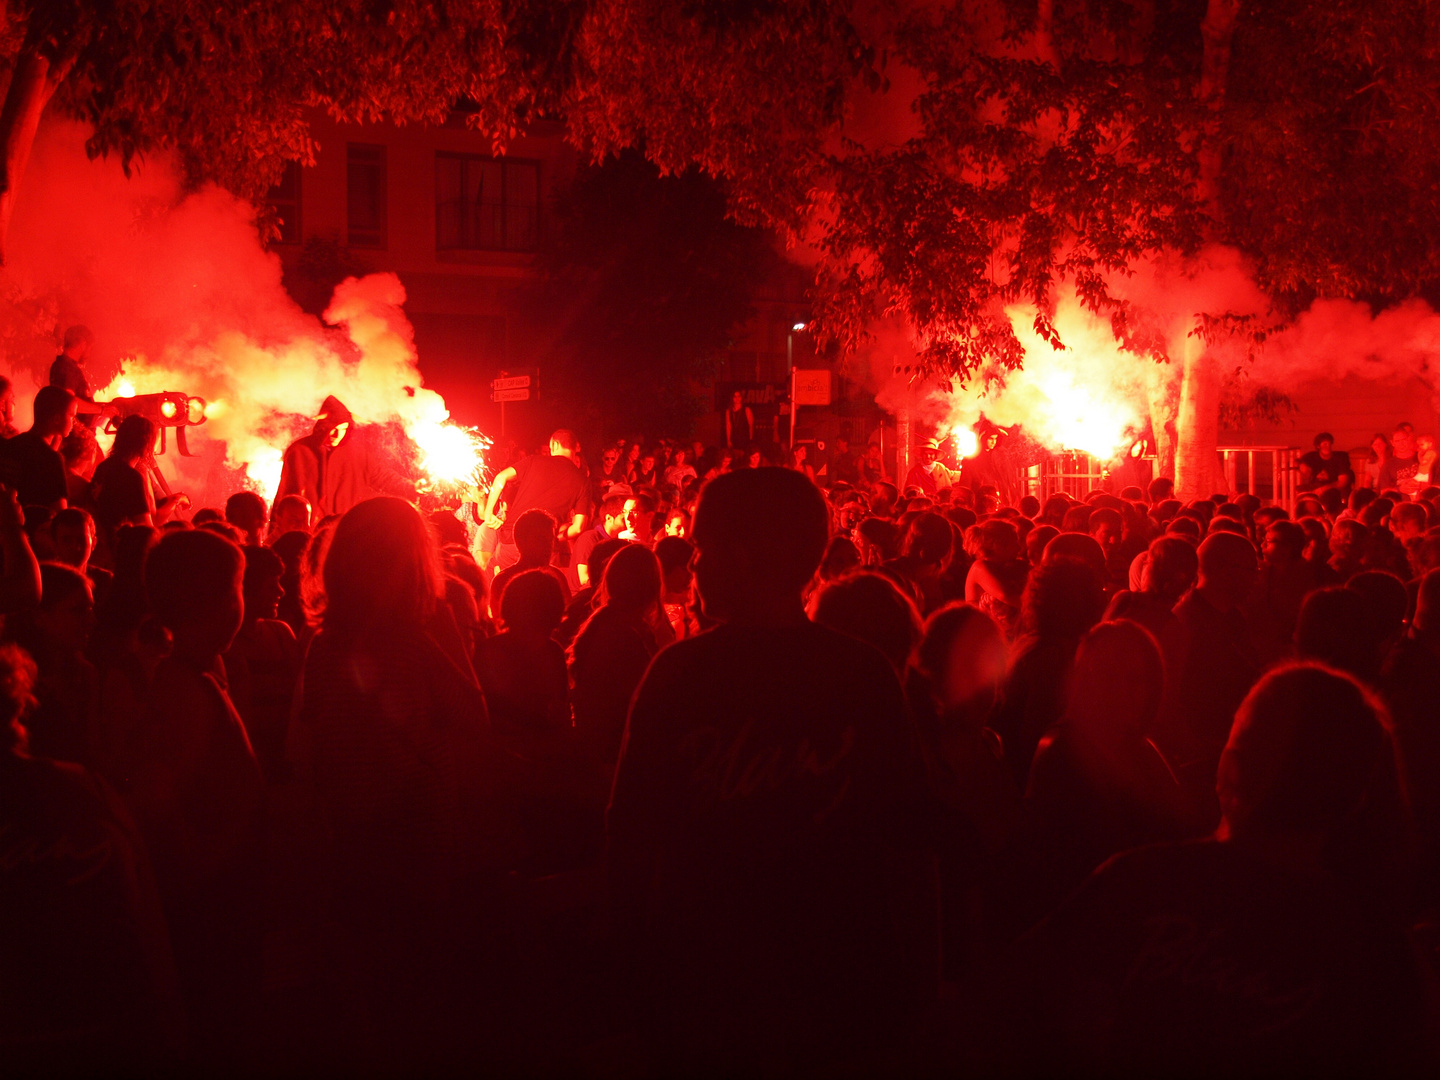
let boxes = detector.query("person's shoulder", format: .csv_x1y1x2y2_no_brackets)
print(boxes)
2,430,34,453
256,617,298,644
8,752,117,816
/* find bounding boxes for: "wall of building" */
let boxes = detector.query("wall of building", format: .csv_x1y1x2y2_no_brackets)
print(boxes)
271,112,578,435
1219,371,1440,456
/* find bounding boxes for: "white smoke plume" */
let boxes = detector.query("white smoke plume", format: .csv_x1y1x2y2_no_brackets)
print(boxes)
4,119,466,505
859,242,1440,459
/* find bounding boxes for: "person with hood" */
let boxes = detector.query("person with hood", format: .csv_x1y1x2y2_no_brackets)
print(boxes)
274,396,415,524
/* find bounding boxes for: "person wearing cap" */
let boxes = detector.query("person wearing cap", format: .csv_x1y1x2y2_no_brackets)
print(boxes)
1297,431,1354,493
274,395,415,524
904,439,961,497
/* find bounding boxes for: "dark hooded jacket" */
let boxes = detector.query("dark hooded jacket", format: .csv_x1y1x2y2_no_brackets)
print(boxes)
275,396,414,522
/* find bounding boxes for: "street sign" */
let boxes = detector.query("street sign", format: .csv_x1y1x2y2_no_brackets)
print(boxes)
792,369,832,406
492,387,531,403
492,374,532,392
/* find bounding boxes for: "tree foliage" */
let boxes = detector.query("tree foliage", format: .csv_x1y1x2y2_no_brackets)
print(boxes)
7,0,1440,387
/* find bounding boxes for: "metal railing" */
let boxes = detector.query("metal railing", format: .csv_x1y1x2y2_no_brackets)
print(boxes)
1219,446,1299,515
1021,446,1300,512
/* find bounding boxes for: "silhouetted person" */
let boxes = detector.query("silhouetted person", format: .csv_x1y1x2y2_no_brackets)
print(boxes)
477,568,570,739
91,414,189,536
994,558,1106,787
1382,568,1440,902
608,467,936,1073
224,490,268,546
268,493,311,540
1008,664,1431,1077
51,505,111,602
288,497,495,1065
128,529,264,1063
0,642,182,1071
1348,569,1410,668
1043,530,1108,583
1295,586,1375,682
965,518,1027,638
270,528,311,636
905,602,1018,978
1024,621,1199,914
885,510,957,614
569,489,629,591
489,507,572,623
483,429,589,570
6,562,98,766
1167,532,1260,814
808,569,923,676
556,536,627,648
656,534,698,640
1328,518,1368,581
570,543,664,764
223,545,300,784
274,395,414,524
1,385,77,511
1248,519,1316,663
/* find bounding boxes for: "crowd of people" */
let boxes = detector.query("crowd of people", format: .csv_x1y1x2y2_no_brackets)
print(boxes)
6,369,1440,1075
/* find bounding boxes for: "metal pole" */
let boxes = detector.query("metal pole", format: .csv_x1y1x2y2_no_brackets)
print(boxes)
500,400,506,441
787,332,795,451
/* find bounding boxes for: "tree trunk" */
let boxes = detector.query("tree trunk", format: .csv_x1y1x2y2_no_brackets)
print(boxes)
1175,320,1221,499
0,19,80,266
1172,0,1241,497
1146,359,1180,483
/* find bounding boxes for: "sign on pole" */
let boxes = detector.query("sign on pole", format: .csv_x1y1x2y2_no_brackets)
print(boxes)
491,368,537,405
791,369,832,406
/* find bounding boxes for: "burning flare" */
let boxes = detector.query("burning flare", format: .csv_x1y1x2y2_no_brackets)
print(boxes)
96,273,491,506
411,419,492,491
937,290,1148,462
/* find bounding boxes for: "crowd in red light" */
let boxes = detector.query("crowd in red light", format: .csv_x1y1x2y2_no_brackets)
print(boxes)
4,346,1440,1073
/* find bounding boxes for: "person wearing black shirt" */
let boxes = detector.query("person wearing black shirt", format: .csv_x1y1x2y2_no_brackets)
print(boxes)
1297,431,1355,492
0,386,76,511
608,467,936,1074
50,325,103,430
831,435,861,487
483,429,590,571
568,489,629,592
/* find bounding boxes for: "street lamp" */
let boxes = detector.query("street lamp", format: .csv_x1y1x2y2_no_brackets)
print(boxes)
787,320,809,449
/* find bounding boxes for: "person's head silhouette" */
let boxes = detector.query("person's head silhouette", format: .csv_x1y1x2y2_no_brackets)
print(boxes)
145,529,245,662
501,568,566,636
691,467,828,624
1066,620,1164,742
513,508,557,565
322,497,443,636
598,543,662,615
1218,663,1401,877
809,571,922,674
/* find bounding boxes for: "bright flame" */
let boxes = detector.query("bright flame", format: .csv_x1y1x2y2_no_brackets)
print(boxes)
1028,367,1134,460
245,447,285,505
950,426,979,458
94,276,495,510
936,290,1147,462
411,419,490,490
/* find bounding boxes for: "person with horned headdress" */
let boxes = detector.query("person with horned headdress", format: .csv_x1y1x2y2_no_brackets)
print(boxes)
275,396,415,524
